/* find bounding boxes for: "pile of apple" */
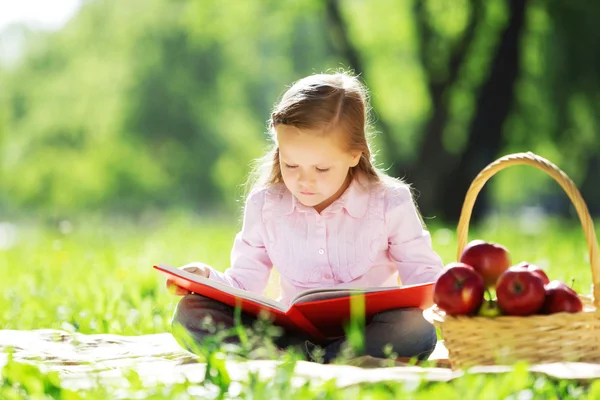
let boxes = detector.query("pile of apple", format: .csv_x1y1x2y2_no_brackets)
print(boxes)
434,240,583,317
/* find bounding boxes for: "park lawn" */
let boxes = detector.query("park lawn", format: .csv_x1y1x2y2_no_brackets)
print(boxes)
0,211,598,398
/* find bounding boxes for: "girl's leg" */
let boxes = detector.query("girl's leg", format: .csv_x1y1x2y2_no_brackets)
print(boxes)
319,307,437,363
171,294,309,356
171,294,253,352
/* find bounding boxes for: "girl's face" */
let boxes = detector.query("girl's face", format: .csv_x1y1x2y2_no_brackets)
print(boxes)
275,125,361,212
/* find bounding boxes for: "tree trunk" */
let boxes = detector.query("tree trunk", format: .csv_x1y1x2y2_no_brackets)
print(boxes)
324,0,527,224
439,0,527,223
324,0,397,163
407,0,482,217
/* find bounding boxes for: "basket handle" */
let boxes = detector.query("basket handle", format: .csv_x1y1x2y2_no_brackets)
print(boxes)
456,152,600,308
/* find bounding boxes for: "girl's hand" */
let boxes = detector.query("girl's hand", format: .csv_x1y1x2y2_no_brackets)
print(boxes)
166,264,210,296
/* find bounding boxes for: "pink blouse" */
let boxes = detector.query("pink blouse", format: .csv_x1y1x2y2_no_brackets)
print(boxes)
207,177,444,305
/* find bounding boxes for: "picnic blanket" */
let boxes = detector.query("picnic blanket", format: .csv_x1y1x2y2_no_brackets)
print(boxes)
0,329,599,392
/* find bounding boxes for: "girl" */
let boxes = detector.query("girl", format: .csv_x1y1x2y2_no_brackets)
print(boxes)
168,71,444,363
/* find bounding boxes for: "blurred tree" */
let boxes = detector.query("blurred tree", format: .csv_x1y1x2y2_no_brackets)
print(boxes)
492,0,600,218
544,0,600,216
325,0,523,222
0,0,599,221
324,0,397,164
0,0,339,215
439,0,526,221
326,0,600,222
409,0,483,198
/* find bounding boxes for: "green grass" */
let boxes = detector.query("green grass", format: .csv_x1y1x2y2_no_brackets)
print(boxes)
0,212,598,398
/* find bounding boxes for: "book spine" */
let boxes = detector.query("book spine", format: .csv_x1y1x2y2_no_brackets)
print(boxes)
287,308,327,343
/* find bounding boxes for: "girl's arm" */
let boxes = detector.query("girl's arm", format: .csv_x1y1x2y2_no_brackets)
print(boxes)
385,185,444,285
207,189,274,295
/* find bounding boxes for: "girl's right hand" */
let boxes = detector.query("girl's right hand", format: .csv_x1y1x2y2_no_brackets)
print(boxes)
166,264,210,296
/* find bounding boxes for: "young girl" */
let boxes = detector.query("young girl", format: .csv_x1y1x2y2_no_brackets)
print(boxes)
168,71,444,363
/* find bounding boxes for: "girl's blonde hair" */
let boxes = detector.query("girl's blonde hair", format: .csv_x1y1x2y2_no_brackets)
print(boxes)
245,70,404,197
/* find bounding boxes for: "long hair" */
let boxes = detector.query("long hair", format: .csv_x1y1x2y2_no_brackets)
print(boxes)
243,70,426,226
246,71,397,193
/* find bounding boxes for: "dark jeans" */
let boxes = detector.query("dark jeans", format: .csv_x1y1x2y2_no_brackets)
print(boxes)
171,294,437,363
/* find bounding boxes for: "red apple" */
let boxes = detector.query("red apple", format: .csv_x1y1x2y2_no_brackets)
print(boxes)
460,240,511,287
541,280,583,314
496,266,546,316
514,261,550,285
433,262,485,316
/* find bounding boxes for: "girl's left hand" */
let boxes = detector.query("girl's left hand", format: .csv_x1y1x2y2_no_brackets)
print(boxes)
166,279,191,296
166,264,210,296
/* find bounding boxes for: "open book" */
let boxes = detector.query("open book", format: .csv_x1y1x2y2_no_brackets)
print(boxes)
155,263,434,343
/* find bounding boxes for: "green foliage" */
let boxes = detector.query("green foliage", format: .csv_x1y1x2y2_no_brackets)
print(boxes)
2,351,65,398
1,0,598,216
0,214,595,333
0,215,597,397
1,1,599,396
0,343,596,399
344,293,366,357
0,0,342,216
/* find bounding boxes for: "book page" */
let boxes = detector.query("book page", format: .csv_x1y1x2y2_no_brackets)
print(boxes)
290,283,430,305
156,264,288,312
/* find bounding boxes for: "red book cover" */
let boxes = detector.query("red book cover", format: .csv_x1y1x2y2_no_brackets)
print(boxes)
155,264,434,343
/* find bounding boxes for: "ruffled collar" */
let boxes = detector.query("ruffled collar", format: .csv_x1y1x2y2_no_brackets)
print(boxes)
280,175,371,218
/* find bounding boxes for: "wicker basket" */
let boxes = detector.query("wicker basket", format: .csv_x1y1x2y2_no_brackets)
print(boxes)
431,152,600,368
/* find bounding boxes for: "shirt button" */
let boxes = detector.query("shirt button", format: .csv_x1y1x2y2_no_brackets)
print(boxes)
324,273,332,280
318,248,325,255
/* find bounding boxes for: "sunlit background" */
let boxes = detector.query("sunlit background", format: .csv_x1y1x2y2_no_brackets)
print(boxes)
2,0,599,226
0,4,598,397
1,0,599,281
